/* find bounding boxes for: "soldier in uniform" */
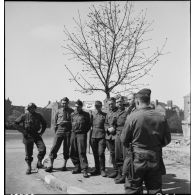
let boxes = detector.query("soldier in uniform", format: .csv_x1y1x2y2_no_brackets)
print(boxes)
45,97,74,172
104,97,118,178
14,103,47,174
121,89,171,194
69,100,91,178
114,96,128,183
115,93,136,184
89,101,107,177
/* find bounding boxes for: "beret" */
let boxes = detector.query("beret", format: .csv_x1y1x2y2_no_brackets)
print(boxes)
75,99,83,107
27,103,37,109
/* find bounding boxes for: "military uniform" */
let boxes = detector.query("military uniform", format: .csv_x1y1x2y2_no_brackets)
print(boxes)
121,106,171,194
90,110,107,174
104,106,118,176
49,107,74,161
15,110,47,171
69,109,91,173
114,108,128,178
121,106,136,177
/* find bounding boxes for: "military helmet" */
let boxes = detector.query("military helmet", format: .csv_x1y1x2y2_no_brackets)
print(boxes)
27,102,37,110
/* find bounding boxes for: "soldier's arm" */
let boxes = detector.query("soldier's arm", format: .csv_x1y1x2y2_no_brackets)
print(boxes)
89,112,93,140
85,112,91,133
120,116,133,147
14,114,26,134
39,114,47,135
104,113,109,132
54,112,58,132
162,118,171,147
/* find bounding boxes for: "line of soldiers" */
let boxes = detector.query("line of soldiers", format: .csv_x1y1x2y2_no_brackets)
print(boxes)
14,88,171,194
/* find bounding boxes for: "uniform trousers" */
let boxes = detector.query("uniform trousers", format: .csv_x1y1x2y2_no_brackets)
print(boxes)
115,133,126,169
125,150,162,194
91,138,106,171
70,132,88,170
49,131,71,160
23,134,46,163
106,139,117,170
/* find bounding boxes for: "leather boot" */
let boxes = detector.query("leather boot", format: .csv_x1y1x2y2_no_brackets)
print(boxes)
26,161,32,175
83,170,89,178
60,159,67,171
90,168,100,176
115,175,126,184
45,158,54,172
72,167,81,174
101,170,107,177
37,160,44,169
108,170,118,178
114,167,122,181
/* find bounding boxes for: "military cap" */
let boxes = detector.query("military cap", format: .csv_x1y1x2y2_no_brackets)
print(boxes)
95,101,102,106
27,102,37,110
75,99,83,107
61,97,69,102
135,88,151,98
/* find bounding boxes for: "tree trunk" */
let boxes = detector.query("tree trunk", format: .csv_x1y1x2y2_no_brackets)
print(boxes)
105,91,110,99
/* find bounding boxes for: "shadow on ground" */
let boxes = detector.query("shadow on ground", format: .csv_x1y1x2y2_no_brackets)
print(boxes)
162,174,190,194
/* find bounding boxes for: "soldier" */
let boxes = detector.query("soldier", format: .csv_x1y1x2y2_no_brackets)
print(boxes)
89,101,107,177
14,103,47,174
126,93,136,114
114,96,128,183
115,93,136,184
45,97,74,172
121,89,171,194
69,100,91,178
104,97,118,178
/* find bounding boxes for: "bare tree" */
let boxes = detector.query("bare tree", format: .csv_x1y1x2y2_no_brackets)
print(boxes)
62,1,167,99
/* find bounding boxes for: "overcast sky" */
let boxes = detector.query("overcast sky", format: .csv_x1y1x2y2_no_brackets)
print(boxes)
5,1,190,109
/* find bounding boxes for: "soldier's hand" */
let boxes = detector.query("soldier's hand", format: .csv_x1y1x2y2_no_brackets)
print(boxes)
108,127,115,133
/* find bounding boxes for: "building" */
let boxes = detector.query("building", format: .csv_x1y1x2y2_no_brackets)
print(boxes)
182,93,191,137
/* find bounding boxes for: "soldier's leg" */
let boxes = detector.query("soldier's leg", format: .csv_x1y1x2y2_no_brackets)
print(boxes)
23,137,34,174
144,161,162,194
90,138,100,173
98,138,107,177
76,133,89,178
115,135,123,180
45,135,64,172
34,135,46,167
61,132,71,171
70,132,81,173
124,158,145,194
107,139,117,178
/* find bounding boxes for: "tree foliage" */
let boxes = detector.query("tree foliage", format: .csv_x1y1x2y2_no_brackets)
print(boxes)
63,1,166,98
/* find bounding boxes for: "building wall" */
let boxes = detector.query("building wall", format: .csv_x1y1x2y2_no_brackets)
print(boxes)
184,94,190,120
